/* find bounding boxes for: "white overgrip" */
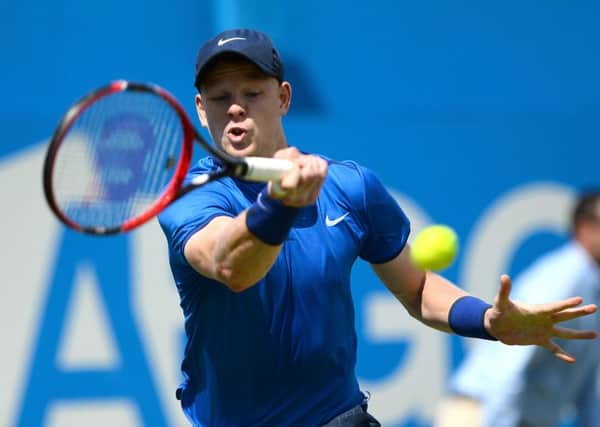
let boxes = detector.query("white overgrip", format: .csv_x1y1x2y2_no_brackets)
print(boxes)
243,157,293,182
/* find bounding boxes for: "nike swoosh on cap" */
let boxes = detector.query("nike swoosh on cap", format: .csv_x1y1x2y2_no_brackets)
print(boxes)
325,212,349,227
217,37,247,46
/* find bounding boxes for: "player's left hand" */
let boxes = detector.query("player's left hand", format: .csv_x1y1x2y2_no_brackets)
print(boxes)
484,274,598,363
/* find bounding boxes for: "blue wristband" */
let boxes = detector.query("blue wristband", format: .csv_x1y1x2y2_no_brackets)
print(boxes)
448,296,497,341
245,188,300,245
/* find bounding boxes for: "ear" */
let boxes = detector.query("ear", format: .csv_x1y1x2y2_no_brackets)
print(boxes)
278,81,292,116
195,93,209,128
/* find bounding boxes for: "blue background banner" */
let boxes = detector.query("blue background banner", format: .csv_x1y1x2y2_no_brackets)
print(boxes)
2,1,598,426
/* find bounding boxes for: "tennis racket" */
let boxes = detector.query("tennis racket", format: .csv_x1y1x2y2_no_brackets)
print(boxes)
43,80,293,235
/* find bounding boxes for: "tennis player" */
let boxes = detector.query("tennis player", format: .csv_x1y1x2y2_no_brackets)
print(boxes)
158,29,598,426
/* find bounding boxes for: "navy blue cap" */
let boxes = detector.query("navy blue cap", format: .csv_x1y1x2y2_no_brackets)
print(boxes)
194,29,284,89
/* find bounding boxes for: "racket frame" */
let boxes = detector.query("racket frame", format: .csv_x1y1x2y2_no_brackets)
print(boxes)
43,80,289,235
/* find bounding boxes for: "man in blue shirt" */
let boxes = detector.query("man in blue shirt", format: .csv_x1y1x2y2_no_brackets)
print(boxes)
158,29,598,426
435,191,600,427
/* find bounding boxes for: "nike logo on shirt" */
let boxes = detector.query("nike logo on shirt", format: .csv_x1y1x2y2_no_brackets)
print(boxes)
325,212,349,227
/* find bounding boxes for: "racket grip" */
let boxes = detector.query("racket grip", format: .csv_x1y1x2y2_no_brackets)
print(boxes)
243,157,293,182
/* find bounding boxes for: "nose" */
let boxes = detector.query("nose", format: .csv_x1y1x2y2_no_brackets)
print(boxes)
227,100,246,120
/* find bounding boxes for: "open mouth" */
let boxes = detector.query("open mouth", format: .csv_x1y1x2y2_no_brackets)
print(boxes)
227,126,248,144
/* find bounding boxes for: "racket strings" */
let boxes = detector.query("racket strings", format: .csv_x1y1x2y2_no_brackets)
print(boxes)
53,90,184,229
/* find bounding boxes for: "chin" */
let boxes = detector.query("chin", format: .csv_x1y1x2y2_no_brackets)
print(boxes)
222,142,256,158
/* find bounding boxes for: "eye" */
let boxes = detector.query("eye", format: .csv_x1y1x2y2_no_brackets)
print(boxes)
245,90,262,98
208,94,229,102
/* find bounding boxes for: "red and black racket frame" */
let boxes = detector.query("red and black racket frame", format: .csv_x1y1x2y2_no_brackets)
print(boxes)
42,80,246,235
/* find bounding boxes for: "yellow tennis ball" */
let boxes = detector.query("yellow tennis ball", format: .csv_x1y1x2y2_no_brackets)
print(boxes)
410,225,459,271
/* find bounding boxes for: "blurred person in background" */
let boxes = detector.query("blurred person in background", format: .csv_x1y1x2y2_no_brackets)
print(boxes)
434,190,600,427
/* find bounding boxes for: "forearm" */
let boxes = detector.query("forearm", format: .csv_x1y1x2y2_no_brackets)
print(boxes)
418,271,470,332
185,189,299,292
184,213,282,291
373,248,470,332
212,210,283,292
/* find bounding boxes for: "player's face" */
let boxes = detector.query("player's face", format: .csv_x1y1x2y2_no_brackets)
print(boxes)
195,58,291,158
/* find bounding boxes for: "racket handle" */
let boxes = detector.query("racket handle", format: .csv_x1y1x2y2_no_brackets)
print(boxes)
243,157,294,182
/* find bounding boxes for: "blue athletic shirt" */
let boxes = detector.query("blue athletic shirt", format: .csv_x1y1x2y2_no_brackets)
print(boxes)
158,155,410,426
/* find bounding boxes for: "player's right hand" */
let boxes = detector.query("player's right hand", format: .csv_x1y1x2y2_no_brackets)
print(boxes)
269,146,328,207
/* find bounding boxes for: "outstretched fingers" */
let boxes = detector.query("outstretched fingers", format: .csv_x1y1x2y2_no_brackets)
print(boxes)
493,273,598,363
538,296,584,313
553,326,598,340
495,274,513,309
542,340,576,363
551,303,598,323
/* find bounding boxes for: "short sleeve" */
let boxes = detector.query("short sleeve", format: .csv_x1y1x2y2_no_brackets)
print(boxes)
358,166,411,263
158,181,235,264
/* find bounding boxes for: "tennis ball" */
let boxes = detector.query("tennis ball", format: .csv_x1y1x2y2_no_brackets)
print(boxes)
410,225,459,271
